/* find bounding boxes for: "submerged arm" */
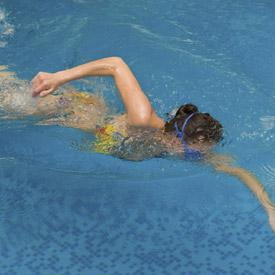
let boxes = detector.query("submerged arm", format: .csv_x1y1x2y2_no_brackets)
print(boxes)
0,65,16,80
209,156,275,232
32,57,164,128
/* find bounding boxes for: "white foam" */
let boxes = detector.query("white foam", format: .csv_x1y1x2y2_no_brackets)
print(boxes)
0,41,7,48
0,79,37,115
260,116,275,131
0,8,15,47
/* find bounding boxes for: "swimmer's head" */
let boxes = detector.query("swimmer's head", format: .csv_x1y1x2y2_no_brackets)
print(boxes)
164,104,223,147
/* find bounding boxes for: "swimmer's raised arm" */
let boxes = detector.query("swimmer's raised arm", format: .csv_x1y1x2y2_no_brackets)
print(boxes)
32,57,164,128
208,155,275,232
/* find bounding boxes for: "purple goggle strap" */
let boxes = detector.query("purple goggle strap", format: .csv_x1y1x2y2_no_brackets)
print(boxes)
174,112,197,142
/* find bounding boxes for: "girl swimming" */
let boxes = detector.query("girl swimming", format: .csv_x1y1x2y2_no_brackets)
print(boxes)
1,57,274,231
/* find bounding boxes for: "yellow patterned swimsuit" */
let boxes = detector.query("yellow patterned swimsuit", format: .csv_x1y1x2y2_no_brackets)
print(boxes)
58,91,99,108
58,91,127,154
94,124,128,154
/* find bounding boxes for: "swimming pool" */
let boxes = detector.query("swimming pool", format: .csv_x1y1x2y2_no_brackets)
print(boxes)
0,0,275,274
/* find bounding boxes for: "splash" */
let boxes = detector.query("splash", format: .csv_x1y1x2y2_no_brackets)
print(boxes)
0,8,15,48
260,116,275,131
0,77,37,116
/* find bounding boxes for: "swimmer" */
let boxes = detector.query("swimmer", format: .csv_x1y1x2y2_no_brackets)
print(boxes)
0,57,274,231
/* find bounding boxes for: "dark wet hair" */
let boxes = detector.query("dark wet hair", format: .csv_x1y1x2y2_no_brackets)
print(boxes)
164,104,223,145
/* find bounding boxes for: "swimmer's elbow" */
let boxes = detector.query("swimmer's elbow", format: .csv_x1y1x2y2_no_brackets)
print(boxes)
97,57,127,76
109,56,125,64
109,56,126,70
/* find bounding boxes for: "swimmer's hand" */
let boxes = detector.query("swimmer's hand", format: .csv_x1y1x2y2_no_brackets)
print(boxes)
31,72,62,97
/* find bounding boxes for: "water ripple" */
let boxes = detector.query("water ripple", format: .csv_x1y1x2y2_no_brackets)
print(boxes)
262,164,275,181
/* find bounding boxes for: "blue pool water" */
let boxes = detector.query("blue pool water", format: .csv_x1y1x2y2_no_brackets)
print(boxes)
0,0,275,274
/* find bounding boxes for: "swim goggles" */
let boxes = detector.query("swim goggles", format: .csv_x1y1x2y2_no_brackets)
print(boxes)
174,112,203,160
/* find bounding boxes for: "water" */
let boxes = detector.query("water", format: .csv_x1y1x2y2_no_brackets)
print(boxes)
0,0,275,274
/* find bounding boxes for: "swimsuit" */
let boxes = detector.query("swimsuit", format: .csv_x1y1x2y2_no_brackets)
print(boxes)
94,124,127,154
58,91,96,108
